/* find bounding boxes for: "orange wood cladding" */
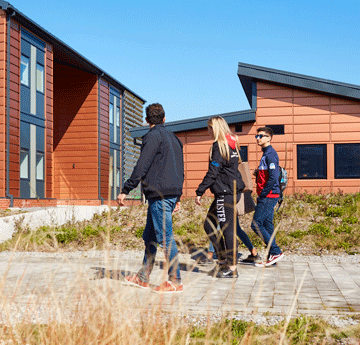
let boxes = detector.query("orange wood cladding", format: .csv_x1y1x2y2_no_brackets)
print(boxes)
8,23,20,197
0,12,6,198
98,78,110,200
53,64,98,200
176,81,360,197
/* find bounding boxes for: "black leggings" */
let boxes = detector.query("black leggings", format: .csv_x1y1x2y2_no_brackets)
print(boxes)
204,194,240,265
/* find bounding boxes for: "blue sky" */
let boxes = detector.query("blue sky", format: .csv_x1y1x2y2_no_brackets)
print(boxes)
11,0,360,123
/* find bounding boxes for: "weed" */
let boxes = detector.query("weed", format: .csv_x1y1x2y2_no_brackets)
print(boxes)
82,225,99,238
343,215,358,224
338,242,351,251
308,223,331,236
325,206,345,217
56,227,78,244
135,226,145,238
289,230,307,239
335,224,352,234
229,319,249,338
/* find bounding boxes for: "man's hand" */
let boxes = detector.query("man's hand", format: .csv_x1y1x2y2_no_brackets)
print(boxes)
117,193,127,206
195,196,202,206
173,202,181,213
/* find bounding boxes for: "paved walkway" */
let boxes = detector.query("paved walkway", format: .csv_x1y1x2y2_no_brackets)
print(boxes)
0,252,359,324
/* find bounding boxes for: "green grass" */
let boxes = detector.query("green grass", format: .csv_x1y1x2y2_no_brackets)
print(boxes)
0,192,360,255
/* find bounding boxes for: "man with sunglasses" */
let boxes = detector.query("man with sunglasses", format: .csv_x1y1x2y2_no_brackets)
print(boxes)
250,127,284,267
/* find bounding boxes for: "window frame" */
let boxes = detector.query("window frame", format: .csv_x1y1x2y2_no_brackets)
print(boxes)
109,102,114,125
334,143,360,179
20,149,29,179
297,144,327,180
21,55,30,87
36,63,44,93
36,152,44,181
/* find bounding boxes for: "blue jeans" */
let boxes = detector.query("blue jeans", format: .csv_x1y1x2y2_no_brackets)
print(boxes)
251,197,281,256
137,196,181,284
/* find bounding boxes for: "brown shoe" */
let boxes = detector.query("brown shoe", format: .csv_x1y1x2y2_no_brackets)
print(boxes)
152,281,183,294
123,275,150,289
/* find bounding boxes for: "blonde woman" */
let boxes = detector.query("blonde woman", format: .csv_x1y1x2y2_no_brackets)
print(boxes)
195,116,257,277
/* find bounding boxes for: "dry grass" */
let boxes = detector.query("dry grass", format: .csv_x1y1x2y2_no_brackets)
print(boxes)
1,192,360,256
0,192,359,343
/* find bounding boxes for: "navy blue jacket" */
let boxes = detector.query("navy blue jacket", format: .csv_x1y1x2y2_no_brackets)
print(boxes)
196,142,245,197
121,124,184,200
256,145,281,198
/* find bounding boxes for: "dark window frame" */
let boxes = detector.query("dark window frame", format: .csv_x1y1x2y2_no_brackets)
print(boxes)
297,144,327,180
265,124,285,135
239,146,248,162
334,143,360,179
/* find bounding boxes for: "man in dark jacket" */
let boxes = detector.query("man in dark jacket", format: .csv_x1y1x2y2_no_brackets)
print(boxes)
251,127,284,267
117,103,184,293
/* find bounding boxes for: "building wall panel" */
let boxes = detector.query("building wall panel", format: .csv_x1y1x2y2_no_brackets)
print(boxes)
8,22,20,197
98,79,109,200
53,64,98,199
0,11,6,197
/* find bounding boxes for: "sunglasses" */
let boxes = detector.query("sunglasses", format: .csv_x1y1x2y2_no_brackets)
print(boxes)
255,134,269,139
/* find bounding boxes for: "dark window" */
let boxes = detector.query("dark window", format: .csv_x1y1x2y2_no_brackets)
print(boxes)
239,146,248,162
297,144,327,179
335,143,360,179
235,124,243,132
266,125,285,135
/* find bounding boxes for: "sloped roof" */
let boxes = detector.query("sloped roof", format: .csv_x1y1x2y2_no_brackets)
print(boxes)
238,62,360,107
129,109,255,138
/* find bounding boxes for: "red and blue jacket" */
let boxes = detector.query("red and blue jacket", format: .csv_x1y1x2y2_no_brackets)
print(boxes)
256,145,280,198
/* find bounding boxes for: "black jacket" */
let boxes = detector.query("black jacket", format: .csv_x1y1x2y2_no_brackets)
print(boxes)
196,142,245,197
122,124,184,200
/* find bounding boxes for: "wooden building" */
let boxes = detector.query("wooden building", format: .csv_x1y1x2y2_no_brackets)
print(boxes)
0,1,145,209
130,62,360,197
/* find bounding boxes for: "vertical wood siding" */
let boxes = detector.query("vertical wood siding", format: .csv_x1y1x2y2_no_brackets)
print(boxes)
8,21,20,197
0,11,6,197
99,78,109,200
45,43,53,198
53,65,98,199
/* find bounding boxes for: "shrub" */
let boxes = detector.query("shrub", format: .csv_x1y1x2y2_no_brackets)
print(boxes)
135,226,145,238
289,230,307,239
335,224,352,234
308,223,331,236
343,216,358,224
325,207,345,217
82,225,99,238
56,227,78,244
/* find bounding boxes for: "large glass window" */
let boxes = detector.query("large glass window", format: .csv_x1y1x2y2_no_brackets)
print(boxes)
297,144,327,179
335,143,360,179
21,55,29,86
36,152,44,180
116,106,120,127
116,168,120,187
239,146,248,162
36,63,44,93
266,124,285,135
109,103,114,124
20,149,29,179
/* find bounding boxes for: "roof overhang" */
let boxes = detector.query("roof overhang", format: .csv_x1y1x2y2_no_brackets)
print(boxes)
129,109,256,138
0,0,146,102
238,62,360,106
